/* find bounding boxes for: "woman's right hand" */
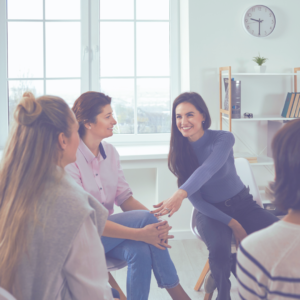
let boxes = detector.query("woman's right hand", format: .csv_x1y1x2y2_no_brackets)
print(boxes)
138,221,174,250
228,219,247,249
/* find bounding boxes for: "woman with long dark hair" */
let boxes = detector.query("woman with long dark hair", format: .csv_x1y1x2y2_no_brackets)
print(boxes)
66,91,191,300
151,92,278,300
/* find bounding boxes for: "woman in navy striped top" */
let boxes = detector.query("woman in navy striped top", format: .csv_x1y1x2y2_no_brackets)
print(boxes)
151,92,278,300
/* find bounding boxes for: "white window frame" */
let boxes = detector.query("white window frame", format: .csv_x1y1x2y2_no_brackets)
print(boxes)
0,0,180,149
92,0,180,145
0,0,8,150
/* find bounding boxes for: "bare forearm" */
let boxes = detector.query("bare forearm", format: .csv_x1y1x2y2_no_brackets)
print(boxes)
120,196,148,212
102,220,141,241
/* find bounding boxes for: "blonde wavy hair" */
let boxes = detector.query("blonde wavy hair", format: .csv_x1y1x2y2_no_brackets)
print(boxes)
0,92,74,293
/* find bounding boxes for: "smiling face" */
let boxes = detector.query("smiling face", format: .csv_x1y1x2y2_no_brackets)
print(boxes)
87,104,117,140
175,101,206,142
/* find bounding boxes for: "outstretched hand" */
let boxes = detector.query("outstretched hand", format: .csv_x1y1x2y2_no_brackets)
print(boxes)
151,189,187,217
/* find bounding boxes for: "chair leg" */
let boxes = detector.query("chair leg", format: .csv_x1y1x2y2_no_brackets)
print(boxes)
204,292,214,300
108,272,127,300
194,259,210,291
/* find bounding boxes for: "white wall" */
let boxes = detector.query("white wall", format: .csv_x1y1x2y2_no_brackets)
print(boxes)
119,158,195,239
185,0,300,188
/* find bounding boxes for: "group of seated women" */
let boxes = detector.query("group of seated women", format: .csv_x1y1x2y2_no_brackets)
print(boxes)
0,90,299,300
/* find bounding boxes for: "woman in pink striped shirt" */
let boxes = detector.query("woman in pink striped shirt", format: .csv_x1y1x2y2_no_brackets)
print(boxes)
66,91,190,300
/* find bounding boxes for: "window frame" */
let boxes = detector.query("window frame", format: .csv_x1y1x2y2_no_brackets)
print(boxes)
93,0,180,145
0,0,180,149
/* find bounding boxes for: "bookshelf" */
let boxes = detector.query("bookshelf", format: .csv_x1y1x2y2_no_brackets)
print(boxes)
219,67,300,202
219,67,300,133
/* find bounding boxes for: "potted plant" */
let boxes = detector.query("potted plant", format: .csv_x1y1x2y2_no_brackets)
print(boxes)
253,54,268,73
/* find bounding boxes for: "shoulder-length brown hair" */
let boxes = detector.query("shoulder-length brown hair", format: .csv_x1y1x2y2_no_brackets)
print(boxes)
72,91,112,138
0,92,74,294
268,119,300,211
168,92,211,187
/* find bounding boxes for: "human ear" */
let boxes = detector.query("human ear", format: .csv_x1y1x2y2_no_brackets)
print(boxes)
84,122,92,130
58,132,67,150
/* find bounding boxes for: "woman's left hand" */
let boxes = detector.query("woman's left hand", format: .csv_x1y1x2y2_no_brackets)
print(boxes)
151,189,187,217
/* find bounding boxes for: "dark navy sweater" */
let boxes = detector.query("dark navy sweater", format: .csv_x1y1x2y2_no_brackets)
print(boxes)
180,129,244,224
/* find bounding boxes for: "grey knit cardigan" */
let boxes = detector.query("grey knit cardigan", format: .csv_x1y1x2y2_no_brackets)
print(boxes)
14,171,109,300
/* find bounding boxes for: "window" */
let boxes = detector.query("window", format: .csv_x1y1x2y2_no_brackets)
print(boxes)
0,0,179,148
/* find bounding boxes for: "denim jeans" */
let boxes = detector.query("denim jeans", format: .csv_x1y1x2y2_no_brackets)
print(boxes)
101,210,179,300
195,186,278,300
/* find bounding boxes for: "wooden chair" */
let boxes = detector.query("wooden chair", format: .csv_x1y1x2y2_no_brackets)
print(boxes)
190,158,263,299
107,256,128,300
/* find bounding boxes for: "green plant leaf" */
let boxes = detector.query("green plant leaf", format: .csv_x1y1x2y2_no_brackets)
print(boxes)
252,54,268,66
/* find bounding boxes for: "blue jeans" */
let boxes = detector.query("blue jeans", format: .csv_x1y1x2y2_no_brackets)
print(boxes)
101,210,179,300
195,187,278,300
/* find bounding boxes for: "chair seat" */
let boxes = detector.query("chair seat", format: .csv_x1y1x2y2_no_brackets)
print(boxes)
106,256,128,272
193,225,236,249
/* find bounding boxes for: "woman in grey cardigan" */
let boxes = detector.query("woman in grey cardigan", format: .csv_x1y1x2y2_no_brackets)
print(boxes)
0,92,115,300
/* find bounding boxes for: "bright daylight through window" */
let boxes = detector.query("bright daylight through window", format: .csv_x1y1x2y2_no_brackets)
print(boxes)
1,0,179,145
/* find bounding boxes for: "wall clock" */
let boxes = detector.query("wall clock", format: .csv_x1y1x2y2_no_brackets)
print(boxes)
243,5,276,37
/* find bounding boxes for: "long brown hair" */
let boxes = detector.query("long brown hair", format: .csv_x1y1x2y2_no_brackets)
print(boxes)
268,119,300,211
72,91,112,138
0,92,74,293
168,92,211,187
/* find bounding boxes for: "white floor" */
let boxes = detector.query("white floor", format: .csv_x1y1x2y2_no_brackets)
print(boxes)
110,239,239,300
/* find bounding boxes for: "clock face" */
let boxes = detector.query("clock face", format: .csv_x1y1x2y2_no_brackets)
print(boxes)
243,5,276,37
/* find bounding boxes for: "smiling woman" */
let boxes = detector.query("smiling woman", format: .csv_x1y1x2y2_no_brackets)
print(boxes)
151,91,279,300
66,91,191,300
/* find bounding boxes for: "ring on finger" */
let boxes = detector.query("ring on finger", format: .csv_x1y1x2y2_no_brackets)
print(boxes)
164,208,171,213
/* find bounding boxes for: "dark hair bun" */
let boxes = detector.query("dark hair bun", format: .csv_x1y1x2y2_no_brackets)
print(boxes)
14,92,42,126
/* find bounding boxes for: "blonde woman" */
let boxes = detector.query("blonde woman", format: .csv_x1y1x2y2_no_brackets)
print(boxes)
0,92,116,300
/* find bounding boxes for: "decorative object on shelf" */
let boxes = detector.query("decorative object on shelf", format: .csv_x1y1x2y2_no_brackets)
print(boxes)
243,5,276,38
253,53,268,73
243,112,253,118
281,92,300,118
224,78,241,119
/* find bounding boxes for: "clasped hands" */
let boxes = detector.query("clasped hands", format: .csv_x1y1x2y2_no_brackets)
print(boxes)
138,190,187,250
140,220,173,250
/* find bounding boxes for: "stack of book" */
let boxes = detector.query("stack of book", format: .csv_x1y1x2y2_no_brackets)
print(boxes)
281,92,300,118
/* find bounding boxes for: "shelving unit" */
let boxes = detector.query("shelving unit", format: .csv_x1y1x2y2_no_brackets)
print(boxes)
219,67,300,201
219,66,300,132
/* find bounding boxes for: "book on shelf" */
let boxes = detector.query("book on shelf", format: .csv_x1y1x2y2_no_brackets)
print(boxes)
281,92,299,118
234,152,257,164
281,93,292,117
223,78,241,119
286,93,296,118
293,93,300,117
290,93,300,118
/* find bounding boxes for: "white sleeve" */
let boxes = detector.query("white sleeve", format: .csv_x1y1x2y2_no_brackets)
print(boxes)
63,216,113,300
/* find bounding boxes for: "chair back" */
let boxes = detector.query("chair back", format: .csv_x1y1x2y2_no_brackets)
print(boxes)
0,288,16,300
234,157,263,208
190,157,263,239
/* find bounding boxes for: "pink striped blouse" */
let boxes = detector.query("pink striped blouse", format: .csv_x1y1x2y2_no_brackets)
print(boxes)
66,139,132,215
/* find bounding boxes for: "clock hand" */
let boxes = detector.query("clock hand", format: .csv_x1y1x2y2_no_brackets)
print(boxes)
259,19,261,35
250,18,260,22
